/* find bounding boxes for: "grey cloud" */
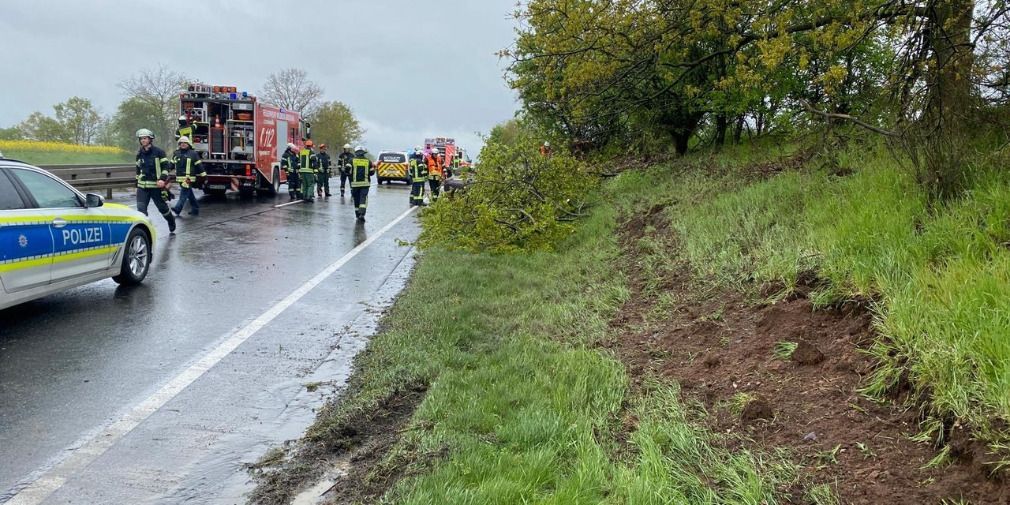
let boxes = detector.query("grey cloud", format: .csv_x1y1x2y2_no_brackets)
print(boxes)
0,0,518,156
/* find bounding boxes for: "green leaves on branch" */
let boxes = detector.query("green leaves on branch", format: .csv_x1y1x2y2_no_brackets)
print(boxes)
419,125,589,253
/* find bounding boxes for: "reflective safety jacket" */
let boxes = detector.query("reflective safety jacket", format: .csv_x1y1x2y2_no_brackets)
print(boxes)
281,149,299,173
426,154,442,179
350,152,374,188
408,154,428,183
299,149,319,174
176,125,193,141
317,152,331,173
136,146,171,189
172,148,204,189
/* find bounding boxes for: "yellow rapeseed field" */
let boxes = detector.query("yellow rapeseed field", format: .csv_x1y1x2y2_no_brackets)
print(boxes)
0,140,126,155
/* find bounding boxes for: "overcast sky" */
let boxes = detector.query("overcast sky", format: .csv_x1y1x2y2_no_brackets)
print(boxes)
0,0,520,155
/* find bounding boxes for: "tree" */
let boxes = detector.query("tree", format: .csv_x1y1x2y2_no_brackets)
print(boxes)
53,97,102,145
18,112,67,142
109,97,172,151
508,0,1004,198
0,126,22,140
118,65,190,147
308,101,363,149
260,68,324,117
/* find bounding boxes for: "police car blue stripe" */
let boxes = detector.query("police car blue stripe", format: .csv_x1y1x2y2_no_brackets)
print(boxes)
0,223,54,262
108,222,133,244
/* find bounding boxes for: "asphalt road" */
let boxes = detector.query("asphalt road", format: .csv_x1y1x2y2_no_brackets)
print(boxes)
0,181,421,504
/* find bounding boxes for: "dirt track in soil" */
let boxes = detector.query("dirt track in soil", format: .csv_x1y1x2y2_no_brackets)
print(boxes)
608,204,1009,504
250,382,426,505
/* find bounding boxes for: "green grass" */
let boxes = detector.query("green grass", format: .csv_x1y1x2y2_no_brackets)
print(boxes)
3,150,133,165
608,136,1010,446
295,182,793,502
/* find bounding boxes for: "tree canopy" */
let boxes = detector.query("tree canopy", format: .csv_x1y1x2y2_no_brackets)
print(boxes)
506,0,1010,197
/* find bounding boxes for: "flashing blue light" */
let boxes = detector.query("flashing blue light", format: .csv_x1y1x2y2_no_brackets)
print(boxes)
229,93,238,99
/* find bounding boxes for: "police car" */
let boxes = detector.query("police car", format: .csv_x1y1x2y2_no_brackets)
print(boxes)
0,156,156,310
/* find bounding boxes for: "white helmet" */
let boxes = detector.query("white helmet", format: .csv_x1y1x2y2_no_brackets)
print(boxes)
178,136,192,145
136,128,154,139
414,146,423,153
287,142,297,151
355,145,365,152
343,143,352,150
178,115,187,121
544,141,550,147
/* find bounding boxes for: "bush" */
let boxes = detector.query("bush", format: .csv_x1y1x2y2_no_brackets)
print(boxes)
419,129,590,253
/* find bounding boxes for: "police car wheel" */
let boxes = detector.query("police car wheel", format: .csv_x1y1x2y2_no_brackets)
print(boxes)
113,228,151,286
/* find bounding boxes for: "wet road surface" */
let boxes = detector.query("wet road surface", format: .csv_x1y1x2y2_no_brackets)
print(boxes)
0,181,420,504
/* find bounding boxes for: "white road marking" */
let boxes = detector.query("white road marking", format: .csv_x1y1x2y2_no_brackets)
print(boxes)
273,200,305,209
3,206,418,505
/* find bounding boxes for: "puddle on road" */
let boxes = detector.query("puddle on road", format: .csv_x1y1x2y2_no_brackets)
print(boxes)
157,249,416,505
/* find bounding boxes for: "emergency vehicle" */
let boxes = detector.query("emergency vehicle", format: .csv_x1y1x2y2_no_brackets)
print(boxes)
0,158,156,310
178,84,309,196
376,151,410,185
424,137,472,174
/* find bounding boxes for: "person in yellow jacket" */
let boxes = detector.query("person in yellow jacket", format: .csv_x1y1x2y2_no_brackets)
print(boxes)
299,140,319,202
408,146,428,207
349,146,375,221
171,136,205,217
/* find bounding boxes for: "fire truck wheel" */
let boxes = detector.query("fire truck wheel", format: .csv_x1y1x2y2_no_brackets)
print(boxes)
258,168,280,196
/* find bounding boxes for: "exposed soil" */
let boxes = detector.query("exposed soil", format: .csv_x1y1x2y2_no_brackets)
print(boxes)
609,205,1010,504
249,382,427,505
318,382,428,505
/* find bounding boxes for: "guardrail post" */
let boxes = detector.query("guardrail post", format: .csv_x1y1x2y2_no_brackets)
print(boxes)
106,171,113,199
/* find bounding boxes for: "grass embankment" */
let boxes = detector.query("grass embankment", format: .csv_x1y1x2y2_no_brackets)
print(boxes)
0,140,132,165
615,138,1010,452
254,183,793,503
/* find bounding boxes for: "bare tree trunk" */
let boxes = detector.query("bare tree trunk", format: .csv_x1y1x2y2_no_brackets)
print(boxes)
733,115,745,144
714,114,728,148
920,0,975,200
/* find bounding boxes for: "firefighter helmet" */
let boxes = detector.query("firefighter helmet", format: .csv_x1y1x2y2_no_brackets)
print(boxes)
343,143,352,150
136,128,155,139
355,145,365,152
305,139,314,147
287,142,297,151
178,136,192,145
414,146,423,154
544,141,550,147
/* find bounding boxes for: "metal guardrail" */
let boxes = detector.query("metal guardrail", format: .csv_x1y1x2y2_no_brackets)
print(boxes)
39,164,135,198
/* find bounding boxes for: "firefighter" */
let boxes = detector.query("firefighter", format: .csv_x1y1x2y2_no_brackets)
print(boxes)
135,128,177,234
426,148,443,202
316,143,332,197
171,136,204,217
349,146,375,220
450,152,461,178
337,143,354,197
540,141,553,157
299,140,318,202
408,146,428,207
282,142,300,201
176,115,194,141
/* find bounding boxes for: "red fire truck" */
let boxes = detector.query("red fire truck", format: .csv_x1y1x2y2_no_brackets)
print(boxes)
178,83,308,196
424,137,472,174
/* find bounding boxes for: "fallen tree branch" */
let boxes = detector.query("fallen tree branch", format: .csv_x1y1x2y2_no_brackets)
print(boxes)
801,100,898,137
